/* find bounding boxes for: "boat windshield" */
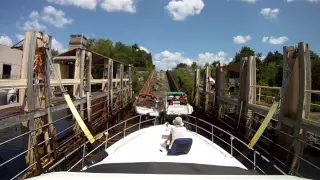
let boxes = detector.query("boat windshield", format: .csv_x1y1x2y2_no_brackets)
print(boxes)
167,94,188,105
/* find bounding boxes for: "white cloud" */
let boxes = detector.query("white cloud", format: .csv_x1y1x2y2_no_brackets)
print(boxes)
197,51,229,66
42,6,73,28
287,0,320,2
154,50,192,70
262,37,269,43
260,8,280,20
306,0,320,2
139,46,149,53
0,36,13,46
233,35,252,44
165,0,205,21
52,38,67,53
23,19,46,31
21,6,72,31
29,11,40,19
47,0,99,10
16,34,24,41
153,50,229,71
100,0,136,13
262,36,289,45
241,0,257,3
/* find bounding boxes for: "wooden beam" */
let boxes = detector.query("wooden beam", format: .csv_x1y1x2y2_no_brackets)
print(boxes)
53,56,76,62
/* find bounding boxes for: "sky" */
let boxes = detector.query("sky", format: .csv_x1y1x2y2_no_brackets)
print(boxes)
0,0,319,71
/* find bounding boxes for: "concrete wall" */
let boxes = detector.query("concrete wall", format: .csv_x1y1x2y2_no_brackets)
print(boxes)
0,45,22,79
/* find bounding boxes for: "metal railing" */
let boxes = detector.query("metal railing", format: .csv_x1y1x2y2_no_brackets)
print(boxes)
3,112,319,179
0,94,134,180
47,115,291,176
204,97,320,179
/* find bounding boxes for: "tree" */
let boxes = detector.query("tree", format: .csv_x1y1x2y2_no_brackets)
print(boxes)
86,38,154,94
51,49,59,57
211,61,219,67
132,43,139,50
176,63,188,69
232,46,255,63
191,62,198,70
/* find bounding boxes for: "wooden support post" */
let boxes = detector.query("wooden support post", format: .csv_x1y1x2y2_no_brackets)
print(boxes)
72,49,83,134
120,64,124,109
193,69,200,106
44,35,57,160
102,59,108,91
215,64,221,108
276,43,311,173
244,56,255,138
289,42,311,174
109,60,113,114
20,31,42,173
86,52,92,124
73,49,81,98
237,58,247,114
203,66,210,112
128,65,132,101
251,56,257,105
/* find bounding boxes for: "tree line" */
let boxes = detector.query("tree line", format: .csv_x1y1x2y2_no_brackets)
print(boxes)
52,38,155,94
170,46,320,103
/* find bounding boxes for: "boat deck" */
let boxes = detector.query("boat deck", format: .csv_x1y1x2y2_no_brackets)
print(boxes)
93,124,247,170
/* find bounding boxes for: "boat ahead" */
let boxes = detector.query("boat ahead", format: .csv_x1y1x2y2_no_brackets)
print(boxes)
165,92,193,118
27,115,308,180
135,93,164,117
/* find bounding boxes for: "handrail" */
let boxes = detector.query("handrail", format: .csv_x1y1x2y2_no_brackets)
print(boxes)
250,85,281,90
4,113,320,179
61,115,288,176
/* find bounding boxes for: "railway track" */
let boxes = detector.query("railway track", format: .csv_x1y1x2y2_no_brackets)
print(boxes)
166,71,179,92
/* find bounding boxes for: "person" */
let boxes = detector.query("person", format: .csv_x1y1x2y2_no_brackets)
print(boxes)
166,116,187,150
7,87,17,104
180,95,187,105
208,77,215,90
229,78,236,97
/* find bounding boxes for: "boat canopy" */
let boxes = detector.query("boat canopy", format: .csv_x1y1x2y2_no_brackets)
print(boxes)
167,92,185,96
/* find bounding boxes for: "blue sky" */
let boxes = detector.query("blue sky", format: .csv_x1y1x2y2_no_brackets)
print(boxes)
0,0,319,70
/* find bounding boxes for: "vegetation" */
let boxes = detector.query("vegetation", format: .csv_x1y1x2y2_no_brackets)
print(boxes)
86,38,154,94
170,46,320,104
171,63,194,101
87,39,154,70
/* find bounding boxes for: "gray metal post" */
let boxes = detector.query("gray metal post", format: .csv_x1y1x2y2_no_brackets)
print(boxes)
81,144,86,169
104,132,109,149
211,125,214,142
124,120,126,137
230,136,234,156
253,150,257,170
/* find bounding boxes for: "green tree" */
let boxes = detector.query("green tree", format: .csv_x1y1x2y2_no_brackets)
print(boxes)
176,63,189,69
86,38,154,94
51,49,59,57
191,62,198,70
232,46,255,63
